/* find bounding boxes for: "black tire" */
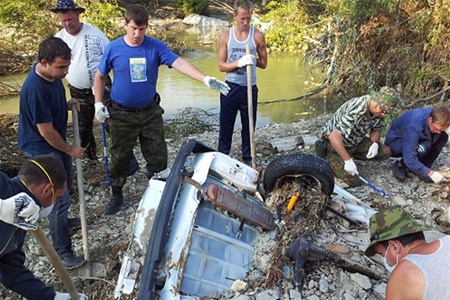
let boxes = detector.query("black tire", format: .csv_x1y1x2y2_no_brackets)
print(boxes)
263,152,335,196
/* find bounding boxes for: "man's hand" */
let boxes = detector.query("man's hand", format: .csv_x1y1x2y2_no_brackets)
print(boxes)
54,292,88,300
94,102,110,123
366,142,379,159
203,76,230,96
237,54,255,68
430,171,444,183
344,159,358,175
0,192,39,230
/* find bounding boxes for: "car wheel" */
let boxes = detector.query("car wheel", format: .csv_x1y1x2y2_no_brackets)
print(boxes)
263,152,334,196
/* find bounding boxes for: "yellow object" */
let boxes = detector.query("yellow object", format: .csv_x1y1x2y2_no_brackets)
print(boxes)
287,192,300,211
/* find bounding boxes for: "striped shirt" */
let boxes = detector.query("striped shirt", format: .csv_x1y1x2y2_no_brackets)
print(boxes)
323,95,384,147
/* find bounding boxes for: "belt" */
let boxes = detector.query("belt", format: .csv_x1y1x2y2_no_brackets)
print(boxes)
110,99,158,113
68,85,92,94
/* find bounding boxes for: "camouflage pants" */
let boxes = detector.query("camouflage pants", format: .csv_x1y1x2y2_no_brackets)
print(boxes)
324,137,391,186
68,86,96,152
108,104,167,187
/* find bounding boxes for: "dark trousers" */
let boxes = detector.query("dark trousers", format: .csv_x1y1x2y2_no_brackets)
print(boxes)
218,81,258,162
0,245,54,299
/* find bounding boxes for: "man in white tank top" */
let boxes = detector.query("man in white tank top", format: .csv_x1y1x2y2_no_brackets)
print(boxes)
217,0,268,164
365,205,450,299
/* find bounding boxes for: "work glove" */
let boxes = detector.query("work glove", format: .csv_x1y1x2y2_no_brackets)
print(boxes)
203,76,230,96
54,292,88,300
0,192,39,230
94,102,110,123
344,159,358,175
366,142,379,159
237,54,255,68
430,171,444,184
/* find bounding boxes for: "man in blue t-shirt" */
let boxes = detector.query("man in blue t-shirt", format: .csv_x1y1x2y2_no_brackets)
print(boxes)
18,37,85,269
93,4,230,215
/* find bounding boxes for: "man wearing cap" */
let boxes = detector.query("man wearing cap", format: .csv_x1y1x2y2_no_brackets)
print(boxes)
316,86,400,186
385,106,450,184
50,0,109,161
365,205,450,299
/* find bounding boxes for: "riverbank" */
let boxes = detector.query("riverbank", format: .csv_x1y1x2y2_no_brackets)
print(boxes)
1,112,450,299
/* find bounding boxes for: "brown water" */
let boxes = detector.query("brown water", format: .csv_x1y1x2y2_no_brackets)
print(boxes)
0,50,343,127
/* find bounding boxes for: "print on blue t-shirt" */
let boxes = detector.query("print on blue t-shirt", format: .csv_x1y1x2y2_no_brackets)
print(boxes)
130,58,147,82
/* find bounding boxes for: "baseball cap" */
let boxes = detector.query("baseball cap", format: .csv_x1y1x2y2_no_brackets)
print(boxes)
365,205,434,256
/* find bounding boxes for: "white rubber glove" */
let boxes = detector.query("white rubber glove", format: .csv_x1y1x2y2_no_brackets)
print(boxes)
203,76,230,96
94,102,110,123
54,292,88,300
237,54,255,68
0,192,39,230
366,142,379,159
430,171,444,183
344,159,359,175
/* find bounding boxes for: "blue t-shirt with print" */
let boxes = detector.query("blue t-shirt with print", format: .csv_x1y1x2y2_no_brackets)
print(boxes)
98,36,179,108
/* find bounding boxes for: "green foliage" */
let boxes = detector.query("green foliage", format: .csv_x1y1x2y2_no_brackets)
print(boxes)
0,0,56,40
261,0,315,52
81,0,125,40
175,0,208,16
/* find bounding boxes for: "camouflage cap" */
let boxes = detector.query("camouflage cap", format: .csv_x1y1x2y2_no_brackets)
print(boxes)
370,86,400,111
365,205,434,256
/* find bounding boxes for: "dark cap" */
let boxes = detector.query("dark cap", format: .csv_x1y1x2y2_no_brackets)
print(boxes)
50,0,85,13
365,205,434,256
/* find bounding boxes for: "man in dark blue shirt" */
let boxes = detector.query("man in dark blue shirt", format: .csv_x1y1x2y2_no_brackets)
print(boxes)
18,36,85,269
385,106,450,183
0,156,87,299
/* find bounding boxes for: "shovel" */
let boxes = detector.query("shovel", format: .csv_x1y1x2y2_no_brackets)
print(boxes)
71,105,91,275
30,228,81,300
246,44,256,168
354,173,386,198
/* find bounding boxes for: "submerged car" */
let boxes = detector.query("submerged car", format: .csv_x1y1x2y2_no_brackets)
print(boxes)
114,139,338,299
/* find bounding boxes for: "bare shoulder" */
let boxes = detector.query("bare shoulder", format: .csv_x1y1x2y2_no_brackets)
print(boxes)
219,28,231,41
254,28,266,44
386,260,424,300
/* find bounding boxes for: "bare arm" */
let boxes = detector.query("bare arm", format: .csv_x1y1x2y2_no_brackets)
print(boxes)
328,129,351,161
218,30,240,73
369,130,381,142
36,123,83,159
94,71,107,103
171,57,207,82
254,29,268,69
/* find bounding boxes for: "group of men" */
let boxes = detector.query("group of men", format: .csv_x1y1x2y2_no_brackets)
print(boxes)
1,0,264,298
2,0,450,299
319,88,450,298
318,87,450,186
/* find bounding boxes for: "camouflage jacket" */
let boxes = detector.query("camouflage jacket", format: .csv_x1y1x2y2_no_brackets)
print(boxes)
322,95,384,148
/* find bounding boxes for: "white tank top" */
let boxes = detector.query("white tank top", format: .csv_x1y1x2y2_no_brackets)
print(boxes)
403,235,450,299
225,26,257,86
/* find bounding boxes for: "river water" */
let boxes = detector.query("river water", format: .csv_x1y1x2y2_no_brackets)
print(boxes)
0,50,343,127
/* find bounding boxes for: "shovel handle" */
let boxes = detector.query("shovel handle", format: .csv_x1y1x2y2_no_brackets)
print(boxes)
355,174,386,198
30,228,80,300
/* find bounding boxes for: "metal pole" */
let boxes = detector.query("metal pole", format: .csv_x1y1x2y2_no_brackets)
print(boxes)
71,105,90,267
246,44,256,168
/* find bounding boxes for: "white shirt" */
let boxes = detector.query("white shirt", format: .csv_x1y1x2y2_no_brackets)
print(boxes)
56,24,109,89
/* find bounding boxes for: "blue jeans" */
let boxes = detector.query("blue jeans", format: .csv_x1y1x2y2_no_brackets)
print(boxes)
27,151,74,257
